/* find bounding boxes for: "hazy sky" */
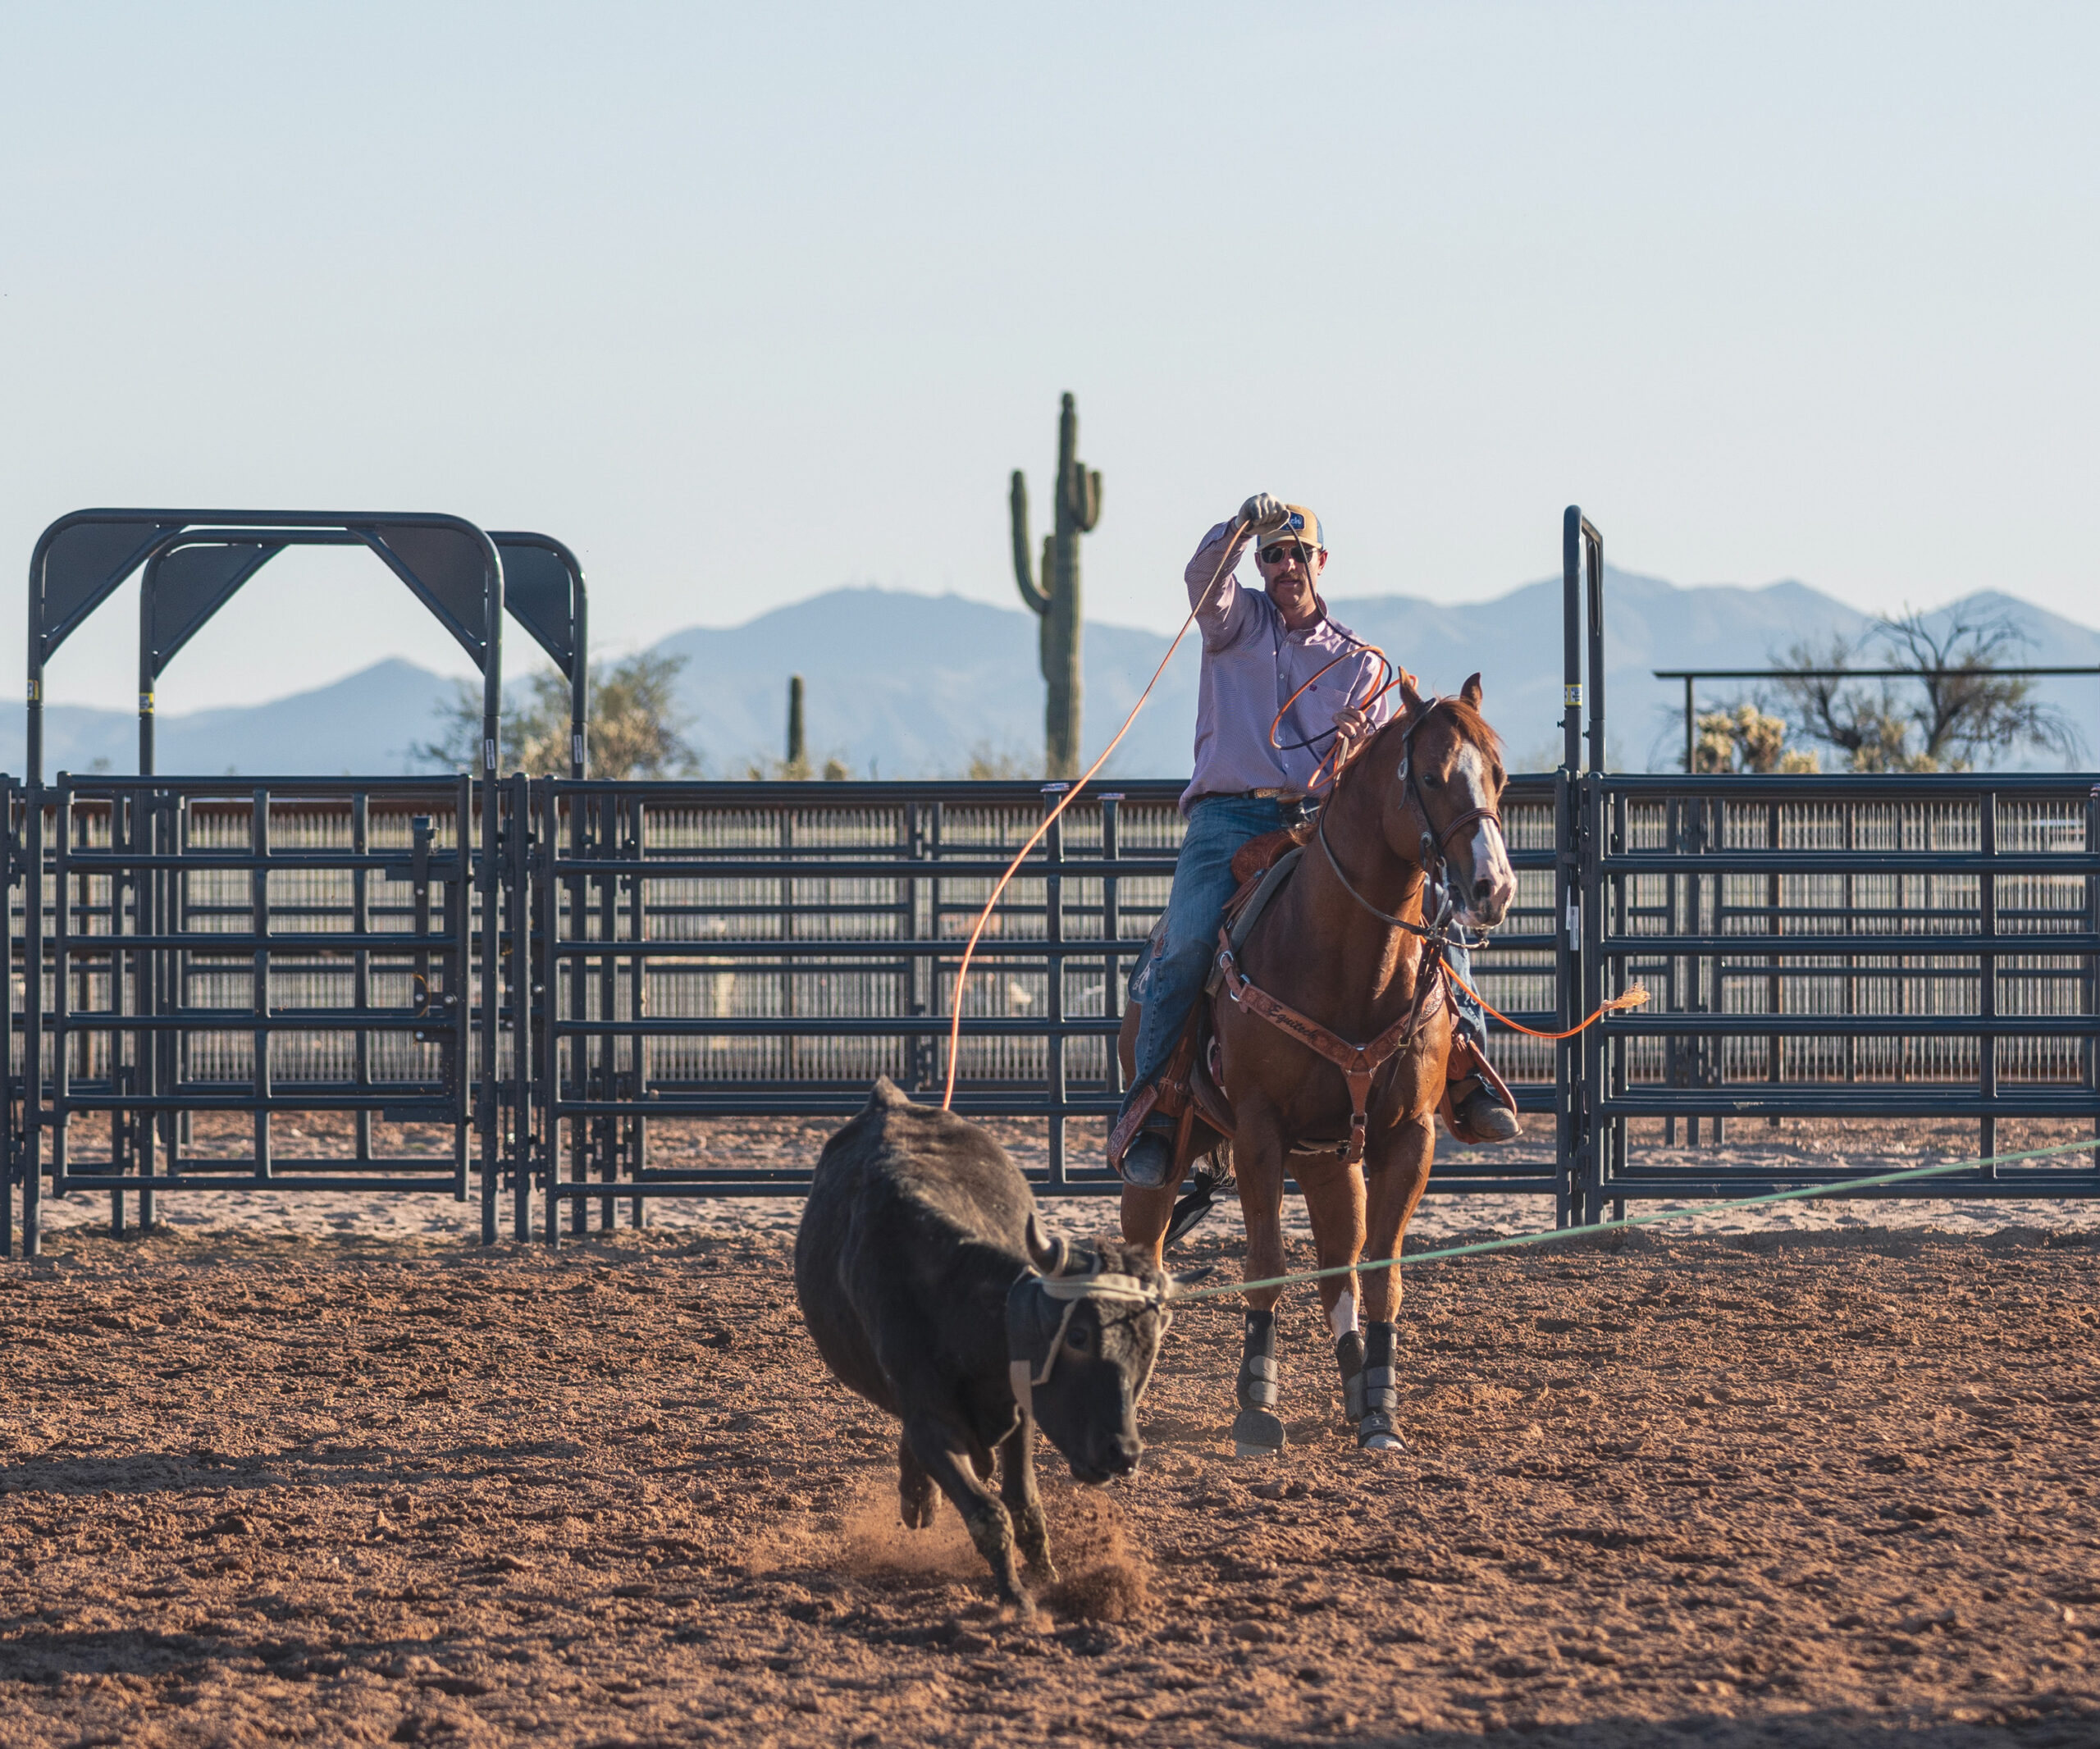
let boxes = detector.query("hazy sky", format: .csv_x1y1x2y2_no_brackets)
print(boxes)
3,2,2095,713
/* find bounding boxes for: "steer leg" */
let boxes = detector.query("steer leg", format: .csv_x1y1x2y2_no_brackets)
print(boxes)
897,1434,937,1530
903,1414,1029,1606
999,1418,1057,1582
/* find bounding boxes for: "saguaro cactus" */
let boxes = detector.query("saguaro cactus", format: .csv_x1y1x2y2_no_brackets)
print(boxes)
1011,391,1102,779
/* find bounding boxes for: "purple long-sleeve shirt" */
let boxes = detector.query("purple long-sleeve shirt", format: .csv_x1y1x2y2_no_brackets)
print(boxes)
1179,520,1394,814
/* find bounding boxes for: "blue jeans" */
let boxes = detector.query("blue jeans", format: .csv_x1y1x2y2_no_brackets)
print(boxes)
1118,793,1484,1126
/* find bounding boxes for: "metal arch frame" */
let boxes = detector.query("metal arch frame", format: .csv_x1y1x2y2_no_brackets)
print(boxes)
487,531,589,779
26,507,510,1240
29,508,507,787
118,527,587,780
1655,664,2100,779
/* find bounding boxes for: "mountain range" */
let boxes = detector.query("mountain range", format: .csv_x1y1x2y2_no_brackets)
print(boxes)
12,569,2096,780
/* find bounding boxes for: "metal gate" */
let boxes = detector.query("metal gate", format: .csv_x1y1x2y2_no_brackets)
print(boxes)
1550,506,2100,1222
15,775,490,1254
503,774,1561,1239
1564,770,2100,1219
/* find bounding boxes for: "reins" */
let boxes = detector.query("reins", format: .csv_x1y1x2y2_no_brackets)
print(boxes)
1312,700,1495,940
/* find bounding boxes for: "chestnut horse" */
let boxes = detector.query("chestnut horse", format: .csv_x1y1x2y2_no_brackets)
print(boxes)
1116,674,1514,1454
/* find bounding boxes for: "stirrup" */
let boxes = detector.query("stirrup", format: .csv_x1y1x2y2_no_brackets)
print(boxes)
1164,1151,1232,1249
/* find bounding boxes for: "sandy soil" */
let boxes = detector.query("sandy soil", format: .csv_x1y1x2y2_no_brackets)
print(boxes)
30,1113,2100,1248
2,1210,2096,1747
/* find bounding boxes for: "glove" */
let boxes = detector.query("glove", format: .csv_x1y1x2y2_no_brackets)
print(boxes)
1238,493,1285,533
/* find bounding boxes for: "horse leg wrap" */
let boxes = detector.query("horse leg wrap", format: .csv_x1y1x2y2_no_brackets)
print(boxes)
1355,1320,1408,1454
1334,1329,1367,1425
1232,1308,1285,1456
1236,1308,1280,1410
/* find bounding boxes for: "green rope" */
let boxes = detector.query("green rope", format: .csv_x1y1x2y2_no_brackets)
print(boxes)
1175,1135,2100,1303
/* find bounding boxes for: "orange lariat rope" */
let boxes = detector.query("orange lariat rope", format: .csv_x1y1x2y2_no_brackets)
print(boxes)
1440,957,1650,1042
939,518,1253,1109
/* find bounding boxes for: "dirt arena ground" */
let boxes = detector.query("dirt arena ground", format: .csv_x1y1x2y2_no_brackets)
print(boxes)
3,1199,2097,1747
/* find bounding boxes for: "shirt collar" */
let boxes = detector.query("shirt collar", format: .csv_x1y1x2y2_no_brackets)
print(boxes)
1276,595,1331,641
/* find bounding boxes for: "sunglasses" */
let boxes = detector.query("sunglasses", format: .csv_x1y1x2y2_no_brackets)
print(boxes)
1258,542,1314,566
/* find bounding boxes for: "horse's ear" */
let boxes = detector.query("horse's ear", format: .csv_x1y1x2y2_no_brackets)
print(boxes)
1397,669,1427,718
1459,672,1483,710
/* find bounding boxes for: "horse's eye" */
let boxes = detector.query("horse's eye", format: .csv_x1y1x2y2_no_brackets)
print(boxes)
1065,1323,1093,1354
1421,768,1445,788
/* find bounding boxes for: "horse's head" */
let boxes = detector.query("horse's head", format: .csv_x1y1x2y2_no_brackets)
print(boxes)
1380,672,1517,930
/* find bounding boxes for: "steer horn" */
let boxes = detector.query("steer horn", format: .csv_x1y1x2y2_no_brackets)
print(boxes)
1025,1212,1070,1277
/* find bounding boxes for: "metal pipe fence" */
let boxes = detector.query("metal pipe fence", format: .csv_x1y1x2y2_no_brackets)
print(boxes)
1572,771,2100,1220
11,775,490,1255
4,770,2096,1253
516,775,1560,1236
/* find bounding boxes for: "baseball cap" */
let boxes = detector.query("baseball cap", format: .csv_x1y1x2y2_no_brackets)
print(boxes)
1259,505,1323,552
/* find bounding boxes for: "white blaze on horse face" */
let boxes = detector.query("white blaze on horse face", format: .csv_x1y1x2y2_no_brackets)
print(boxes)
1451,743,1517,928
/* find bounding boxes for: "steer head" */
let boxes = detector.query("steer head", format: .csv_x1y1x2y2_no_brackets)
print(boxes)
1007,1221,1175,1484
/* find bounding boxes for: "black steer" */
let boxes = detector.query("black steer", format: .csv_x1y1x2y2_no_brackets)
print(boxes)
796,1077,1173,1606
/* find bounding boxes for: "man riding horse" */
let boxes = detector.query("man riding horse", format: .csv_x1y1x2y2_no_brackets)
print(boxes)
1109,494,1521,1192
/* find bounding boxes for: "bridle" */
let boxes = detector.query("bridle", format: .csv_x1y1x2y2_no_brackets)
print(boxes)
1315,696,1506,947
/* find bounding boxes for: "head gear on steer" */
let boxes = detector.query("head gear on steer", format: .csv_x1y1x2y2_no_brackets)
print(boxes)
1005,1235,1173,1483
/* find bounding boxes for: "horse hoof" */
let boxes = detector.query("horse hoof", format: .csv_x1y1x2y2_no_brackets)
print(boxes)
1231,1407,1285,1457
1355,1411,1408,1454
